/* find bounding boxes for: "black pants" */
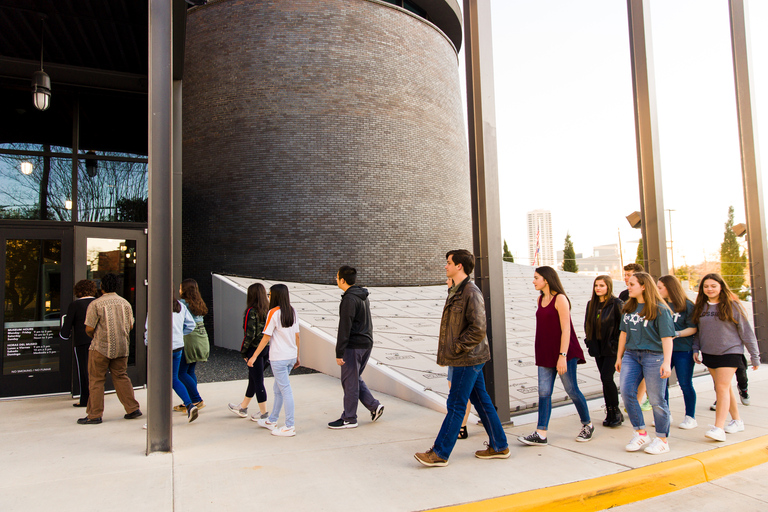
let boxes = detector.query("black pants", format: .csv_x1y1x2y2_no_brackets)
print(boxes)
737,355,749,390
73,344,90,406
244,346,268,402
595,354,619,408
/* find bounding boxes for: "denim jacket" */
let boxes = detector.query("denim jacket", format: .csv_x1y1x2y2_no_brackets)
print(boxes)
436,277,491,367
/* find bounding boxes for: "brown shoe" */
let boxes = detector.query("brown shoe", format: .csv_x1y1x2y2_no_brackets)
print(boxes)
194,400,205,410
414,448,448,467
475,443,511,459
173,403,186,412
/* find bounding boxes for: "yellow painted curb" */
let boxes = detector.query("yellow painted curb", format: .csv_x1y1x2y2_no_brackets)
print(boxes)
427,435,768,512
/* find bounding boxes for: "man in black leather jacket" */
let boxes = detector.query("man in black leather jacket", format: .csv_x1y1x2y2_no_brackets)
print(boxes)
415,250,509,466
328,266,384,429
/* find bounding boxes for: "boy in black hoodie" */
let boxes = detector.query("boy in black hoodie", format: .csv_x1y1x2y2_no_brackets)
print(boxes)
328,266,384,429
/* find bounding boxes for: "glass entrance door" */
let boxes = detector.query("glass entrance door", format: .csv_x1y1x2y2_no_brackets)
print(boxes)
1,228,73,397
74,227,147,387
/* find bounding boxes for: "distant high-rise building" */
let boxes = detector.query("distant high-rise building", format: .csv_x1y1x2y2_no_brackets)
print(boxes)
527,210,555,266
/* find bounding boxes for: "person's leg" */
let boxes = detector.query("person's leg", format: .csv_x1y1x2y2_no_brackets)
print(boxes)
710,367,738,428
468,364,508,452
172,350,192,407
433,365,477,460
253,352,268,414
637,379,647,404
736,356,749,391
340,347,361,422
535,366,557,434
268,361,284,424
620,351,646,430
559,358,591,425
178,358,202,404
108,356,140,413
86,350,109,419
354,347,381,413
673,351,697,418
74,344,90,406
270,359,296,428
596,355,619,408
641,352,669,438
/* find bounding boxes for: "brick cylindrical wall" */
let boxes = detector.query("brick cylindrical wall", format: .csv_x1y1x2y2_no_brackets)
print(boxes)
182,0,472,291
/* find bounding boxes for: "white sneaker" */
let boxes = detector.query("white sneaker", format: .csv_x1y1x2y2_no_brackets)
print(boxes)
724,419,745,434
705,426,726,442
678,416,698,430
625,432,651,452
256,418,277,431
644,437,670,455
271,425,296,437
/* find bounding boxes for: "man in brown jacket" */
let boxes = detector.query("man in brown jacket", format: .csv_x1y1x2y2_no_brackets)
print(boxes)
414,250,509,466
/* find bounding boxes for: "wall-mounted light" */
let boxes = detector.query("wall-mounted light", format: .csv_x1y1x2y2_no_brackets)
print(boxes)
65,199,72,210
32,17,51,111
20,161,34,175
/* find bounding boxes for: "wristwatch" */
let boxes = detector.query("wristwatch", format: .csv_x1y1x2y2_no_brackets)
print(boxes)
559,352,567,357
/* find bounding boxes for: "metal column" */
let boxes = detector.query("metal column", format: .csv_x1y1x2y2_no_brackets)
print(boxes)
728,0,768,362
626,0,668,278
463,0,510,421
147,0,174,454
173,80,183,289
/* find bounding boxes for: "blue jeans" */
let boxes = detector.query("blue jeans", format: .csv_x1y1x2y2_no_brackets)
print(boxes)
268,358,296,428
620,349,670,436
666,350,696,418
178,357,202,403
172,349,192,407
433,363,508,461
537,358,591,430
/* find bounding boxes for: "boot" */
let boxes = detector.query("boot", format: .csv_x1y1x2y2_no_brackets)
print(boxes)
602,405,612,427
605,406,623,428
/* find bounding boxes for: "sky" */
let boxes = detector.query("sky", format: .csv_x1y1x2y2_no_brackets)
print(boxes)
458,0,768,268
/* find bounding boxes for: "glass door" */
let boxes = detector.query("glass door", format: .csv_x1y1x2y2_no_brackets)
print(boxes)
74,227,147,387
1,228,73,397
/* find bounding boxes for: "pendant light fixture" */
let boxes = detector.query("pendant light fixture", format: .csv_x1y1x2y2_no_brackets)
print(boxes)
32,16,51,111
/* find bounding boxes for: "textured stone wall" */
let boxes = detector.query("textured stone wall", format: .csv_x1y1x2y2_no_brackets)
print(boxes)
182,0,472,295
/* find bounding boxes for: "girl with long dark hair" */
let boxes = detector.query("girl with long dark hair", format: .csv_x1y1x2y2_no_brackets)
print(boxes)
253,284,301,437
518,266,594,446
616,272,674,454
583,275,623,427
174,278,210,412
657,275,698,430
228,283,270,421
692,273,760,441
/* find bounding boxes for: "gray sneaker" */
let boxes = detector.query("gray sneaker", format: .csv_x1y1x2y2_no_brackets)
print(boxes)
228,403,248,418
576,424,594,442
250,411,270,422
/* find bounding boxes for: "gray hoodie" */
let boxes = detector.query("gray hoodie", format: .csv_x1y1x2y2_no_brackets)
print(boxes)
693,303,760,367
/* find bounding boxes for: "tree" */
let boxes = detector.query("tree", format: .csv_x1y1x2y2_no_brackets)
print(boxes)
721,206,748,299
635,238,644,267
561,232,578,273
502,239,514,263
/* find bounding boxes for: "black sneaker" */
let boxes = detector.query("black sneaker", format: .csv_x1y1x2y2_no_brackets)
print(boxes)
124,409,143,420
739,388,750,406
576,423,594,442
518,431,547,446
328,418,358,429
77,417,102,425
371,404,384,422
187,405,199,423
710,401,717,411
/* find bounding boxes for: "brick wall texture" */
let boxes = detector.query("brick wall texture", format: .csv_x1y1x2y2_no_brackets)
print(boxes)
182,0,473,298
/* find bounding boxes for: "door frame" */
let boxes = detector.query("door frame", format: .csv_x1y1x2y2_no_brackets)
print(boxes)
0,226,73,398
74,226,148,386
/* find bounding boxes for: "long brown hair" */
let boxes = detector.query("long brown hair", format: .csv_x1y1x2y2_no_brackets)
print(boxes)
622,272,669,321
535,266,571,308
658,275,691,313
246,283,269,321
692,273,744,325
180,278,208,317
585,275,614,339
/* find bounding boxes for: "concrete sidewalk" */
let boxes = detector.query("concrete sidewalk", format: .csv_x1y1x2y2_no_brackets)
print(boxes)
1,368,767,512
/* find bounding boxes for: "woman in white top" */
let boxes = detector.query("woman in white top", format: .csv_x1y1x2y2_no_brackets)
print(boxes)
252,284,301,437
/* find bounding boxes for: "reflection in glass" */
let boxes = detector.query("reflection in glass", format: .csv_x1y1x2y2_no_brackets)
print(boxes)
0,152,72,221
86,238,138,365
77,159,148,223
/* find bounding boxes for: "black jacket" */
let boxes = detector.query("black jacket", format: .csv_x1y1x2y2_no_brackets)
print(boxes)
336,285,374,358
583,297,623,357
59,297,95,347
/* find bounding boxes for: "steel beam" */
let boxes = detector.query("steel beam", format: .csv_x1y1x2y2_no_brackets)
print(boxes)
626,0,668,278
173,80,183,289
147,0,174,454
728,0,768,362
463,0,510,421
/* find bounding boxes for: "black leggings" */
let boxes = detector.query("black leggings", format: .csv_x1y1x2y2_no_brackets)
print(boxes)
244,346,268,402
595,354,619,408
